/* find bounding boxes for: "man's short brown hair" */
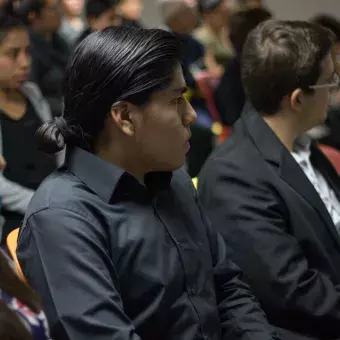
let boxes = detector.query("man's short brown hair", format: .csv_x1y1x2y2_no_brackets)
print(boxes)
241,20,335,115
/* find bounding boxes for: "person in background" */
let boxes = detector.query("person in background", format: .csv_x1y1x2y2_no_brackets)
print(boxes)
0,3,59,243
159,0,209,123
199,19,340,339
214,6,271,125
309,14,340,150
59,0,85,48
17,0,69,117
0,109,50,340
159,0,214,177
194,0,234,76
116,0,143,27
75,0,120,45
18,26,278,340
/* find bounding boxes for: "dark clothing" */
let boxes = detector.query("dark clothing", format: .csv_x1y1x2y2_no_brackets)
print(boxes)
29,31,69,117
121,18,143,28
198,108,340,339
0,103,56,190
214,57,245,126
0,103,56,239
75,28,92,46
179,33,205,90
18,147,277,340
320,108,340,150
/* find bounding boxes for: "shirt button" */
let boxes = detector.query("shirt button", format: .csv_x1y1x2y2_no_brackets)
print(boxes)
188,286,196,296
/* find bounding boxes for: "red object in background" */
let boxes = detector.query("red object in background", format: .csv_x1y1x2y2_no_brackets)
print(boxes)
319,144,340,174
195,71,232,143
219,125,232,143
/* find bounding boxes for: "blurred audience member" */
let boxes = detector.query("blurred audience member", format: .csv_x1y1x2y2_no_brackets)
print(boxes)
117,0,143,27
17,0,69,117
214,6,271,125
310,14,340,150
0,5,58,242
59,0,85,47
0,130,50,340
160,0,214,176
194,0,234,76
76,0,120,45
159,0,208,117
199,19,340,339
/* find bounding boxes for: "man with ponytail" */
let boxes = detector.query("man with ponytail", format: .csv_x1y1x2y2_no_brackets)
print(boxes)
18,26,277,340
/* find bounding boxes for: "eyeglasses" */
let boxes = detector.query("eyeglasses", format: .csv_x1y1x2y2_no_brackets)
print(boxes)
309,73,340,93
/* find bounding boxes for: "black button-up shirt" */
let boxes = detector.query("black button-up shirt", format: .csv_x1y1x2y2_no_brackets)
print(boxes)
18,147,276,340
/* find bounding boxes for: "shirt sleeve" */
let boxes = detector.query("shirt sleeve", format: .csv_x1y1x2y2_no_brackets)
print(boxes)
196,200,277,340
17,207,142,340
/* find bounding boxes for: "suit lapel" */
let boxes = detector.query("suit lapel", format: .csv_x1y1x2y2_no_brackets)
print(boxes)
311,145,340,202
242,109,340,250
280,148,340,251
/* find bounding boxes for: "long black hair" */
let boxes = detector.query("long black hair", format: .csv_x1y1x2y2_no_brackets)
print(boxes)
37,26,182,153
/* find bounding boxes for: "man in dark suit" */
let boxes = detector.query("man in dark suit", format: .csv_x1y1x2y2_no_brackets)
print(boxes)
199,19,340,339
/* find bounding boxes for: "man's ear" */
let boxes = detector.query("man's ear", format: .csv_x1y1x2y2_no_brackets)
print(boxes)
109,101,135,136
290,88,304,112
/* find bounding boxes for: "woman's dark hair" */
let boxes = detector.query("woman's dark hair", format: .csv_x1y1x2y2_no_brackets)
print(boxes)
0,250,42,340
312,14,340,42
85,0,117,19
37,26,182,153
229,7,272,56
0,0,26,43
15,0,46,25
198,0,222,13
241,19,335,115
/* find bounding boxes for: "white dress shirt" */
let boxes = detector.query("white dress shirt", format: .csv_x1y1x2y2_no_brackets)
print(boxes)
292,135,340,230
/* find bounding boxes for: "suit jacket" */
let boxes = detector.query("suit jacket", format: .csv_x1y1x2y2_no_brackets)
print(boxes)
198,108,340,339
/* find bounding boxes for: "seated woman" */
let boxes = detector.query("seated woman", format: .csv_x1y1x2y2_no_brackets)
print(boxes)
0,3,60,242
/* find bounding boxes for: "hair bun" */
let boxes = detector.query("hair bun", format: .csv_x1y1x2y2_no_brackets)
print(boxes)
36,118,67,154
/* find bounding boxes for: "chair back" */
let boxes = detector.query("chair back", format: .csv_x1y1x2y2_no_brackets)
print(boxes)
6,228,26,282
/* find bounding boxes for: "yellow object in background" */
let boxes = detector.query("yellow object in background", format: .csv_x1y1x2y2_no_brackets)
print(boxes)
184,88,194,102
192,177,198,189
212,122,223,136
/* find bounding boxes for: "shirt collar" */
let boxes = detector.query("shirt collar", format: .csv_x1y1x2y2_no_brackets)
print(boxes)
293,134,312,152
292,134,312,165
65,147,173,202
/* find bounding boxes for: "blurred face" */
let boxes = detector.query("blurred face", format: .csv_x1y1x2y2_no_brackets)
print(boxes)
0,28,31,89
118,0,143,21
297,54,336,130
89,8,120,31
167,3,199,34
62,0,84,17
34,0,62,33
